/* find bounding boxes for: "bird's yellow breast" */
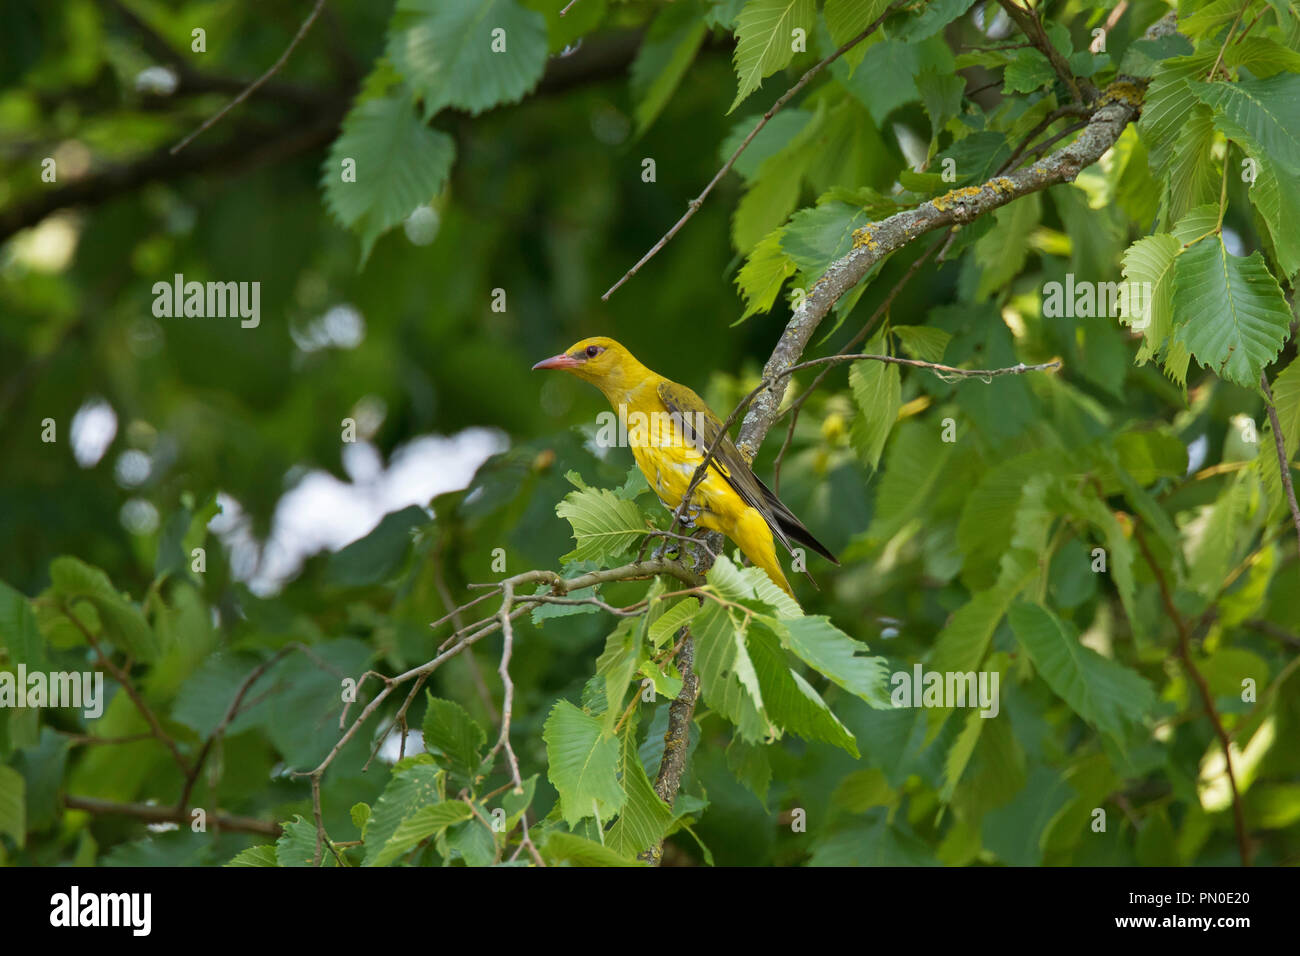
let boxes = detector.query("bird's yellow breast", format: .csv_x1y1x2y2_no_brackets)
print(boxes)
624,407,745,527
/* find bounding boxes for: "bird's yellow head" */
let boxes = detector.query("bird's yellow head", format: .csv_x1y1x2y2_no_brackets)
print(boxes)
531,337,649,394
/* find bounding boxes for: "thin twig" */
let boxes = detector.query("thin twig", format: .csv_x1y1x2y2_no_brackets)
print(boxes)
601,0,903,299
1134,527,1251,866
170,0,328,154
1261,371,1300,560
63,794,280,837
63,605,191,776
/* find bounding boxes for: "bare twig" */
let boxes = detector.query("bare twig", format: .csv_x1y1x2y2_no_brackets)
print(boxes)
170,0,328,154
64,794,281,837
63,605,191,776
177,645,302,811
995,0,1094,103
1134,528,1251,866
1261,371,1300,559
601,0,903,299
433,540,498,720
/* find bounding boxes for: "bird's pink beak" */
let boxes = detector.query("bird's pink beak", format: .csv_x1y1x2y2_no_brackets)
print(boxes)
532,353,582,371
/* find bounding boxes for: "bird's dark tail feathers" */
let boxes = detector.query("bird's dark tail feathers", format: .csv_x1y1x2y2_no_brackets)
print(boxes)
754,475,839,565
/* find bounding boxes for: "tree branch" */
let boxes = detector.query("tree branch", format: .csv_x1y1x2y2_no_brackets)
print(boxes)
995,0,1095,104
734,72,1154,458
64,794,281,837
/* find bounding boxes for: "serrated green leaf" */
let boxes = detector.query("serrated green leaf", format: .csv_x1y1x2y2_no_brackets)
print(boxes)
322,88,456,262
1191,74,1300,175
225,845,278,867
891,324,950,363
730,0,816,112
388,0,548,117
1171,237,1292,388
1009,602,1155,744
543,831,643,866
777,614,889,706
49,556,158,662
543,700,625,827
376,801,474,866
630,3,708,134
555,486,646,563
848,334,901,471
736,228,797,320
362,762,443,866
421,695,487,781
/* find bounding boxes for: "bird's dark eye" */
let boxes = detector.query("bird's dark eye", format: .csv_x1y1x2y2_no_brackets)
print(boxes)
585,345,603,358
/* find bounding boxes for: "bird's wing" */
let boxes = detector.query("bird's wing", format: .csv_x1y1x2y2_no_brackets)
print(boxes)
656,380,838,564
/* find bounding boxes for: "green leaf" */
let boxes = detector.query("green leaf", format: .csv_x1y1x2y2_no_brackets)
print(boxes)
781,200,874,282
915,67,964,146
848,334,901,471
362,762,443,866
421,695,487,781
692,602,772,742
777,615,889,707
324,505,428,588
554,485,646,564
49,556,158,662
1171,237,1292,389
1009,602,1155,744
891,0,975,42
1139,51,1220,182
1260,357,1300,518
0,580,46,670
1183,476,1248,598
375,801,474,866
726,736,773,804
1191,74,1300,176
1002,49,1054,93
891,325,950,363
972,191,1040,300
648,599,700,649
543,831,642,866
277,815,336,867
0,764,24,849
543,700,625,826
730,0,816,112
1120,232,1182,368
630,3,708,134
606,718,673,857
824,0,890,71
747,622,859,756
387,0,548,117
225,845,278,866
736,229,797,320
1162,104,1220,227
322,88,456,262
595,618,640,731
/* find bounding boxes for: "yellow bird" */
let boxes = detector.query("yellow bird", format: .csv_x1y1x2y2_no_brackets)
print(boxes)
532,336,837,596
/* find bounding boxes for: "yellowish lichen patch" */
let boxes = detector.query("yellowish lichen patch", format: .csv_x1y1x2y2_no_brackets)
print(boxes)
851,225,880,251
1101,80,1143,107
931,185,983,211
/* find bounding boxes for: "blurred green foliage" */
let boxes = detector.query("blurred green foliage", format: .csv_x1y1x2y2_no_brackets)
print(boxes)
0,0,1298,866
